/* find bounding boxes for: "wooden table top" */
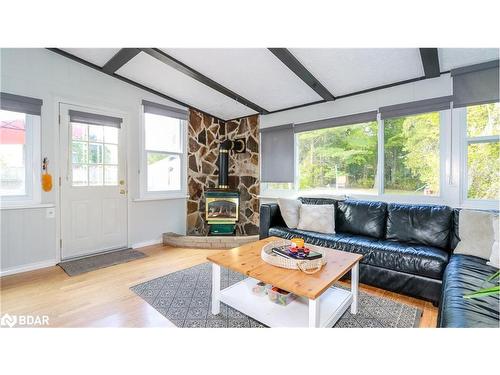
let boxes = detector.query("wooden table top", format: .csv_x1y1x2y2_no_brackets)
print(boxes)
206,236,362,300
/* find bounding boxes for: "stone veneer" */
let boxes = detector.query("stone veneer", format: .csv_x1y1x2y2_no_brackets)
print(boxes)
187,109,260,236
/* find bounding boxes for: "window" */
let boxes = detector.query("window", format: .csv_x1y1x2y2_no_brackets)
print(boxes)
383,112,440,196
297,121,378,195
465,103,500,200
142,111,185,195
70,122,119,186
0,109,40,203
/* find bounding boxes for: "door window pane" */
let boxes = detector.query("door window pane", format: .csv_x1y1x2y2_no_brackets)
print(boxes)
70,122,120,187
384,112,440,196
466,103,500,137
89,143,103,164
145,113,181,152
88,125,104,142
103,126,118,144
72,123,88,141
104,144,118,164
467,142,499,200
104,165,118,186
0,110,26,196
297,121,378,195
147,152,181,191
88,165,103,186
72,164,88,186
72,141,88,164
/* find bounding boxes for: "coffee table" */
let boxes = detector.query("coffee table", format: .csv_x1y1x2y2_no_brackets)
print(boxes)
206,237,362,328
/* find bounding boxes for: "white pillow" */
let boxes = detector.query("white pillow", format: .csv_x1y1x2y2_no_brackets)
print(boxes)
278,198,301,228
487,215,499,268
297,204,335,234
454,210,496,260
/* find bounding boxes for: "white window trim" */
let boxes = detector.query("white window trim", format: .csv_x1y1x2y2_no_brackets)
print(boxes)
458,106,499,210
139,109,187,199
0,114,41,207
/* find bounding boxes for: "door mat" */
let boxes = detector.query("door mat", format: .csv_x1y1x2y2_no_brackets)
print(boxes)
59,248,147,276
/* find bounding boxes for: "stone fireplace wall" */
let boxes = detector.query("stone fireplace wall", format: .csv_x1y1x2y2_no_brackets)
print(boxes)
187,110,260,236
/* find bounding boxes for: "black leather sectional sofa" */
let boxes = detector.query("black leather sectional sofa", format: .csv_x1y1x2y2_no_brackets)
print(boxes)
260,197,499,328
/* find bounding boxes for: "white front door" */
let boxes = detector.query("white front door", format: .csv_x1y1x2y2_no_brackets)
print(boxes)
60,103,127,260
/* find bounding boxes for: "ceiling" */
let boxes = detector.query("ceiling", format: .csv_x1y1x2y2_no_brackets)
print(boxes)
53,48,499,121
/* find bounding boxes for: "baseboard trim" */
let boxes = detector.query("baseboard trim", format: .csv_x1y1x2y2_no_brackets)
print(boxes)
131,238,163,249
1,260,57,277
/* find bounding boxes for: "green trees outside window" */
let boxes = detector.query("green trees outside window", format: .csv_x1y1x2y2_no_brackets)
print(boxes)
466,103,500,200
384,112,440,196
297,121,378,194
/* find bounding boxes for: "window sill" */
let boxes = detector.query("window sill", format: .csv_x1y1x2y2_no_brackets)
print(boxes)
132,195,188,202
0,203,55,210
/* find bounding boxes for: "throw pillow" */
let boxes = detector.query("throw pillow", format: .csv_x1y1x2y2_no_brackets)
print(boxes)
297,204,335,234
487,215,499,268
278,198,301,228
454,210,496,260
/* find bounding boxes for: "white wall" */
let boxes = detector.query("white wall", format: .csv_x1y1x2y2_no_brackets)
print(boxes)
0,48,187,275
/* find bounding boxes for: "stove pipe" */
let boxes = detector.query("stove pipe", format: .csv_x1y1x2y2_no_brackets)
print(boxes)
218,139,233,189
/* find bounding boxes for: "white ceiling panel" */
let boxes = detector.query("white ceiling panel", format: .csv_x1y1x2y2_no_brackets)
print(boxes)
438,48,499,71
117,52,256,120
62,48,121,67
289,48,424,96
161,48,323,111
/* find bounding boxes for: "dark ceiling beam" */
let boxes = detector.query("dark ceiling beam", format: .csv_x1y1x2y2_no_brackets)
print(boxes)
268,48,335,101
102,48,141,74
419,48,441,78
46,48,226,122
140,48,268,114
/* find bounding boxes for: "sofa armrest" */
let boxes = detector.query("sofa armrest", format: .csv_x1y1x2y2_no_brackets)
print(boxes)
259,203,285,239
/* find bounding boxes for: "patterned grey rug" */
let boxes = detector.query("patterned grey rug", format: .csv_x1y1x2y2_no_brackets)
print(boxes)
59,248,147,276
130,263,422,328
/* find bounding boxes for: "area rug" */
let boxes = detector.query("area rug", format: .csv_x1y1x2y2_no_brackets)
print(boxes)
130,262,422,328
59,248,147,276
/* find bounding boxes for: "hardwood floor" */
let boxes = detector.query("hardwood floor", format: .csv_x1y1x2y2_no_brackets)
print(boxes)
0,244,438,328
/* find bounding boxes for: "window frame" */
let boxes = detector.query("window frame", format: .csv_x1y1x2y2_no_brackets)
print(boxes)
261,110,449,204
139,108,187,199
0,112,41,206
458,105,500,209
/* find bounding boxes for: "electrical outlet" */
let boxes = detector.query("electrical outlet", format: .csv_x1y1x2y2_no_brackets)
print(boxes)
46,207,55,219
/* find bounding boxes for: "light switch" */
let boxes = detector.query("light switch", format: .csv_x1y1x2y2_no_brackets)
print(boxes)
46,207,55,219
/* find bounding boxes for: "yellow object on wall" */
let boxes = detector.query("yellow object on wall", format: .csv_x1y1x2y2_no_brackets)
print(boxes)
41,157,53,192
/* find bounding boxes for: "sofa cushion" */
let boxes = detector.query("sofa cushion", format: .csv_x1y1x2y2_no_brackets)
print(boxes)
337,200,387,239
386,203,452,250
269,226,449,279
438,254,499,328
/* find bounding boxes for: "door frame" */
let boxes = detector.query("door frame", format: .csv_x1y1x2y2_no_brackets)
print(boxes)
57,100,129,260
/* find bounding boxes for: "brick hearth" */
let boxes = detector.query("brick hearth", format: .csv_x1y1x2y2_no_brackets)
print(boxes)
163,232,259,249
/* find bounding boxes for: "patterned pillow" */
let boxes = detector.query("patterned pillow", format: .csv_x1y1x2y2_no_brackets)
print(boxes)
297,204,335,234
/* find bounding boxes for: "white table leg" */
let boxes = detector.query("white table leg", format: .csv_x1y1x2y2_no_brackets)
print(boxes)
351,262,359,314
211,263,221,315
308,298,320,328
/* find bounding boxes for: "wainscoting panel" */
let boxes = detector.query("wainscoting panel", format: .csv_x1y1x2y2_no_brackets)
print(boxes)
0,207,57,275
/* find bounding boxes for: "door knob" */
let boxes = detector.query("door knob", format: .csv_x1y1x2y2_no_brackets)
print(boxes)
119,180,125,185
119,189,127,195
